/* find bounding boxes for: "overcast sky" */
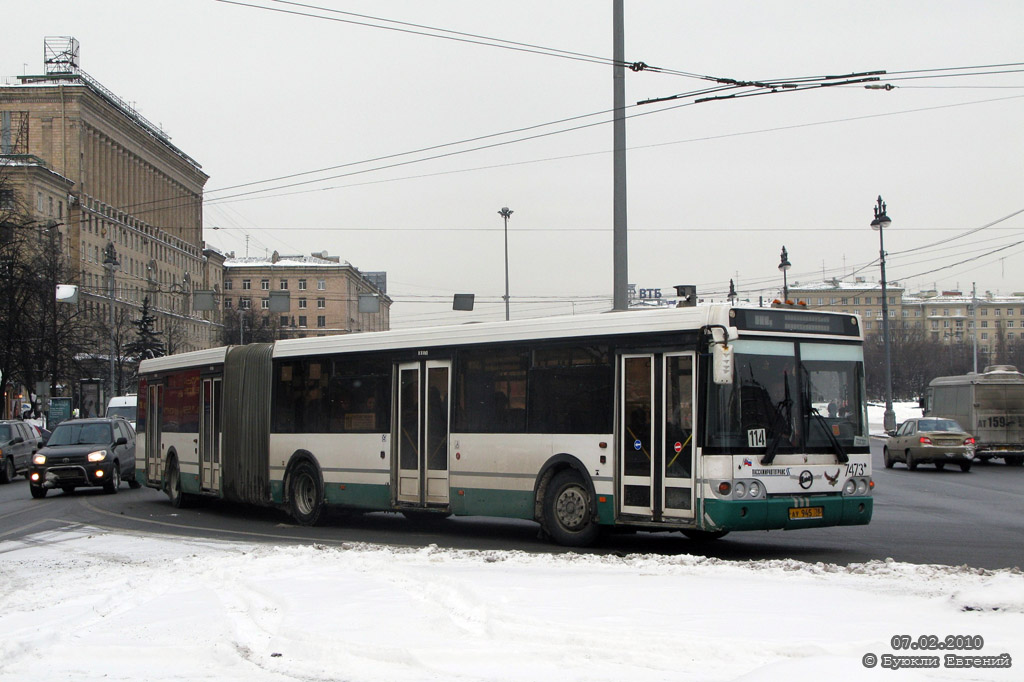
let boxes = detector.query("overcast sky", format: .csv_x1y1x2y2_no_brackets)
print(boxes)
4,1,1023,326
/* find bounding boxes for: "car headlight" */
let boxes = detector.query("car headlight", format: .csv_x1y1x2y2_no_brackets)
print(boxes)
87,450,108,463
33,453,46,465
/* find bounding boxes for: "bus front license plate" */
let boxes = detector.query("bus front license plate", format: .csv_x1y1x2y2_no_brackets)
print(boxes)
789,506,823,520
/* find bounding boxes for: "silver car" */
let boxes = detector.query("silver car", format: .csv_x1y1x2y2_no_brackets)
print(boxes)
884,418,975,472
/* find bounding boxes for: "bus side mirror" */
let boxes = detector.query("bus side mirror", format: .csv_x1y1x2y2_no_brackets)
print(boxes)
713,344,733,385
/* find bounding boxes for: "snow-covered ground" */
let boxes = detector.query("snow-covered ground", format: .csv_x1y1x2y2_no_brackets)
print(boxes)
0,522,1020,681
2,401,1021,680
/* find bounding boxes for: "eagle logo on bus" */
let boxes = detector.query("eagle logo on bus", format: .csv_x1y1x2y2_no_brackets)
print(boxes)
824,469,840,487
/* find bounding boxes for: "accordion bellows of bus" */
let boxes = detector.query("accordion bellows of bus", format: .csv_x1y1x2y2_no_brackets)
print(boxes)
136,304,873,546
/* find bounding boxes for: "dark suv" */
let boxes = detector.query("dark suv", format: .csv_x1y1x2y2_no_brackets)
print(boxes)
0,420,41,483
29,417,139,498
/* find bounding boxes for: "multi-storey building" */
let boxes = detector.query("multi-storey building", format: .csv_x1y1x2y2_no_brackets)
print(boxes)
787,278,910,336
788,279,1024,365
224,251,390,338
1,37,222,366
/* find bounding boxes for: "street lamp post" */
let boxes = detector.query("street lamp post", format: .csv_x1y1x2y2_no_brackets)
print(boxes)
778,246,792,302
870,196,896,433
498,207,513,321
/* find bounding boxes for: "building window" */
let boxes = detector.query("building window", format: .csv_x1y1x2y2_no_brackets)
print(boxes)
931,321,938,330
982,308,988,316
865,297,872,304
298,316,307,327
318,279,326,290
280,279,288,290
841,297,848,305
280,316,289,327
0,189,15,210
299,298,307,309
261,298,269,309
225,299,233,309
240,298,251,309
995,308,1001,316
242,279,251,290
982,321,988,328
298,279,307,290
261,279,270,290
866,321,872,330
853,297,860,305
317,297,325,309
317,315,326,328
982,333,989,340
1009,320,1015,328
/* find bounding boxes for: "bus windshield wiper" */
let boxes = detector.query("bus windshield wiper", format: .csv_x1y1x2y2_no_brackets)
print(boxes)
807,405,849,463
761,377,793,465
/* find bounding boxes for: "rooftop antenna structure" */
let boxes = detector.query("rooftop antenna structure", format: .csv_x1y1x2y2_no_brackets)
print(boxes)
44,36,79,75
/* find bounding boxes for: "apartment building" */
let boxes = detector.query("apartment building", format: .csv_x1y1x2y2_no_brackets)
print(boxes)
224,251,390,338
788,278,1024,363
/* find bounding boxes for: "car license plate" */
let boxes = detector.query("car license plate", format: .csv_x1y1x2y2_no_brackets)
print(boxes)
789,506,823,520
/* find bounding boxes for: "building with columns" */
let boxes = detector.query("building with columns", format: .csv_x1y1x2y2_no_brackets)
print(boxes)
1,37,223,367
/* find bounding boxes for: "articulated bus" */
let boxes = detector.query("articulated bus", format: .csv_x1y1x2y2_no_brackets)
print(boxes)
136,304,873,546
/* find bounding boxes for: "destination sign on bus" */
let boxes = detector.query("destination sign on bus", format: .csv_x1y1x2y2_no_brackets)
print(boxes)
731,308,859,336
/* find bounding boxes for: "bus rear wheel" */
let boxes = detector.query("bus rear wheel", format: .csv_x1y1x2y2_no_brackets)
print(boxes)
543,470,599,547
166,458,190,508
288,460,324,526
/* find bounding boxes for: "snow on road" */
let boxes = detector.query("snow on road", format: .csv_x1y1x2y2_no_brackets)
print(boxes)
0,525,1021,681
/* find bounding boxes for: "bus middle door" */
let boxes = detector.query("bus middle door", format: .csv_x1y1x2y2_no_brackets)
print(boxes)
395,360,451,508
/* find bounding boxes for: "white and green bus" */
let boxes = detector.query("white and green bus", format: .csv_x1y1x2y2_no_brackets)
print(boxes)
136,304,873,546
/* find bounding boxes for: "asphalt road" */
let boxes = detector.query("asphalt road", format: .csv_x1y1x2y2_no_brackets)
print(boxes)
1,440,1021,569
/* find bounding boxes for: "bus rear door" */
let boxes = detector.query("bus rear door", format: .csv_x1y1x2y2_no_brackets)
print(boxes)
199,377,223,492
145,382,164,485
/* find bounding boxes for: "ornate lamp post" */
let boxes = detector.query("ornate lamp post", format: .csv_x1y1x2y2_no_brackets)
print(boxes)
870,196,896,432
778,246,792,302
498,207,513,321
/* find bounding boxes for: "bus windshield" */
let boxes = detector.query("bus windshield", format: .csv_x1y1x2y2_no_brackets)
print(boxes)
704,340,867,456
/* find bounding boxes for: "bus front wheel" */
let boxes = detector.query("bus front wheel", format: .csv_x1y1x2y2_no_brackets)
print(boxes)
288,460,324,526
543,470,599,547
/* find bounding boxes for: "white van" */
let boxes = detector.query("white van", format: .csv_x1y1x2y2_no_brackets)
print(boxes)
105,395,138,431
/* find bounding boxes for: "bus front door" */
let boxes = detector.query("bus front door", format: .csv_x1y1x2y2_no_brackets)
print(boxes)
199,377,222,492
395,360,451,508
620,353,696,521
145,383,163,484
